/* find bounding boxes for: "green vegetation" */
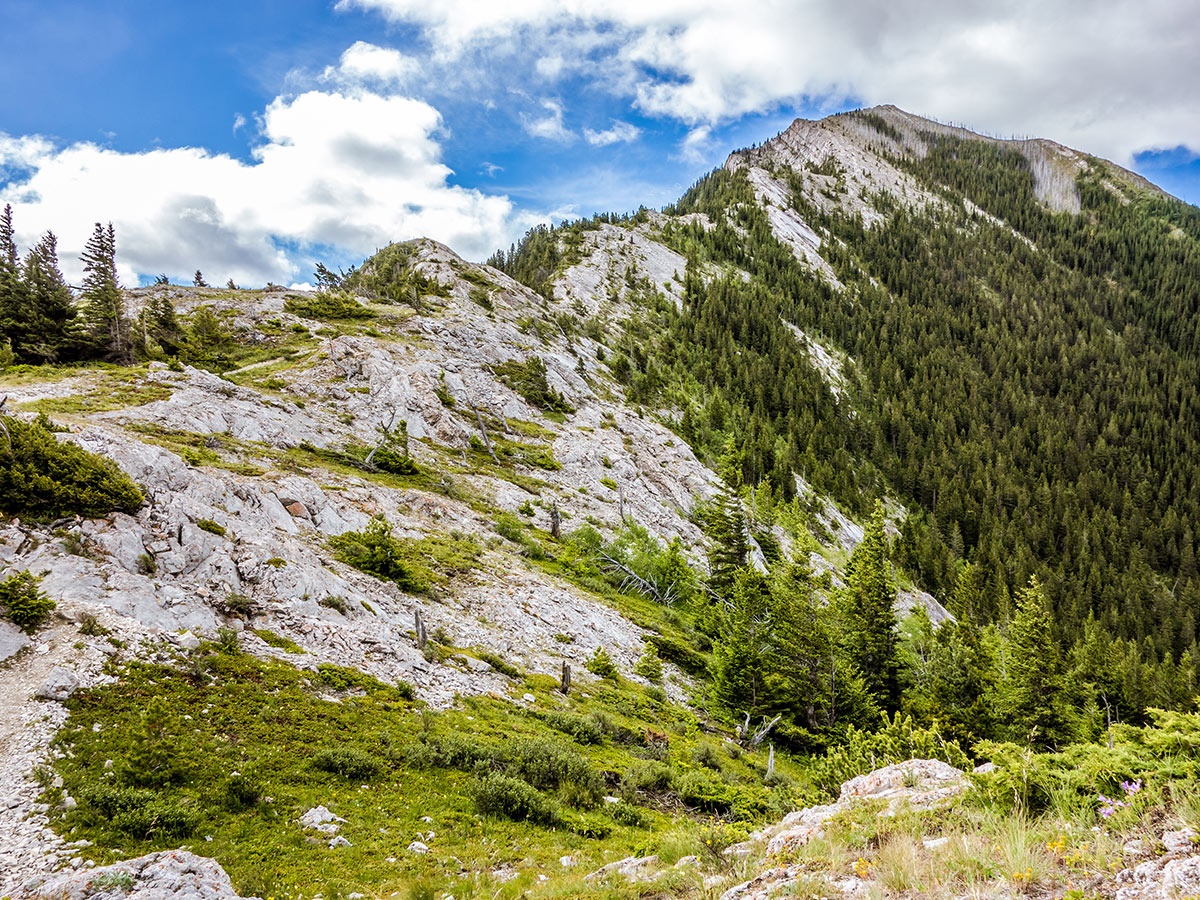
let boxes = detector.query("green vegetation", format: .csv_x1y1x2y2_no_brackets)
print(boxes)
196,518,227,537
252,629,305,654
329,518,481,594
48,644,806,897
0,570,55,632
0,413,144,518
489,358,575,415
284,293,375,321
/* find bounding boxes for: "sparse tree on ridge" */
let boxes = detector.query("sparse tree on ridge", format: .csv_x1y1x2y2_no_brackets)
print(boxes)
79,222,128,360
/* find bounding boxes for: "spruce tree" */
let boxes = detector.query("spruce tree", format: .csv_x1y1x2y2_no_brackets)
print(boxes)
704,437,750,601
79,222,127,360
712,567,774,715
20,233,76,362
838,500,901,710
999,576,1075,748
0,204,29,361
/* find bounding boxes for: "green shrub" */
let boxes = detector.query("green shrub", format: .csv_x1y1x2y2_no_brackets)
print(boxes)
469,773,560,825
566,812,612,839
312,747,381,780
634,646,664,684
507,738,602,807
136,553,157,575
196,518,226,537
0,415,144,518
252,629,304,653
493,513,524,543
606,801,649,827
489,358,575,414
478,650,522,678
79,783,199,839
404,732,497,770
809,713,970,798
645,633,709,677
316,663,383,691
284,292,374,320
585,645,619,680
0,571,55,632
319,594,349,614
543,710,605,745
621,759,674,797
223,771,264,810
674,769,734,812
329,517,429,593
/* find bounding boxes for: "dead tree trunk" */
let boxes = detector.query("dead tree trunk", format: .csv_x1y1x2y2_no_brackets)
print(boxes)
414,609,428,651
560,661,571,695
469,400,499,462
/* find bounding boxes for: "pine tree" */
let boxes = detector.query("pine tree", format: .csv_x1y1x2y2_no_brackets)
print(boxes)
193,270,207,287
999,576,1076,748
838,500,901,710
79,222,127,360
704,437,750,601
20,233,76,362
712,567,775,715
0,205,27,358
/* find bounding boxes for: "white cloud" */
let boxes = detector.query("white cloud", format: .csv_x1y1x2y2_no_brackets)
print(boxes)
521,99,574,142
0,47,514,285
677,125,713,164
337,0,1200,165
322,40,418,88
583,120,640,147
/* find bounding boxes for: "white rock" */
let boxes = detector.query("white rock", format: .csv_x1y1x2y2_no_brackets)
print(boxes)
408,841,429,854
36,668,79,701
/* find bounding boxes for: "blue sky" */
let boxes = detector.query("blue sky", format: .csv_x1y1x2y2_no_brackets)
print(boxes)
2,0,1197,286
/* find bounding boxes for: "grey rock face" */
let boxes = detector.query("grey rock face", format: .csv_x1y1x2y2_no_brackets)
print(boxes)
13,850,256,900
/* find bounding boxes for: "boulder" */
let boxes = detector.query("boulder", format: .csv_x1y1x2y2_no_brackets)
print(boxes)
13,850,255,900
36,667,79,701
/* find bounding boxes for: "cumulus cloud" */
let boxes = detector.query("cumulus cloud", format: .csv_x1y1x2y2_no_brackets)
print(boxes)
583,120,640,147
337,0,1200,164
322,40,418,88
0,45,513,285
521,99,574,142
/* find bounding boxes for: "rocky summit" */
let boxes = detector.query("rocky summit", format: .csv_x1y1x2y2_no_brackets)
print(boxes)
2,105,1200,899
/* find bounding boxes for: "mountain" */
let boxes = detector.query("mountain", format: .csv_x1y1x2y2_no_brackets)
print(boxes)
2,106,1200,899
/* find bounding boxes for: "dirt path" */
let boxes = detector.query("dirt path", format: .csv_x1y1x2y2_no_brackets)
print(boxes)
0,622,102,890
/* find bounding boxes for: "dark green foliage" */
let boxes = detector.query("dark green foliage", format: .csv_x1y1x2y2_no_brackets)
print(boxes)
196,518,226,537
506,737,603,806
478,650,522,678
312,747,381,780
837,501,901,710
605,801,648,827
78,222,128,360
645,633,709,677
0,571,55,632
78,783,199,839
120,697,186,788
0,415,144,518
490,357,575,414
222,771,263,810
585,645,618,680
342,242,450,305
997,577,1079,748
542,711,605,745
284,292,374,321
469,772,560,825
328,517,430,593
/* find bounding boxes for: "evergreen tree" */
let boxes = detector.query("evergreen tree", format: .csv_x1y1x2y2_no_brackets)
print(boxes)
20,233,76,362
79,222,127,360
0,204,30,360
712,568,775,715
704,437,750,602
193,270,207,287
838,500,901,710
999,576,1076,748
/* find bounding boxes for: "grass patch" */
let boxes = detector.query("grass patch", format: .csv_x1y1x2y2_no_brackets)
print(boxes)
251,629,305,654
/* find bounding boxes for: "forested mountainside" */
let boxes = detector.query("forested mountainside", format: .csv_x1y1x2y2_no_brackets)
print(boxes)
494,105,1200,725
3,106,1200,900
